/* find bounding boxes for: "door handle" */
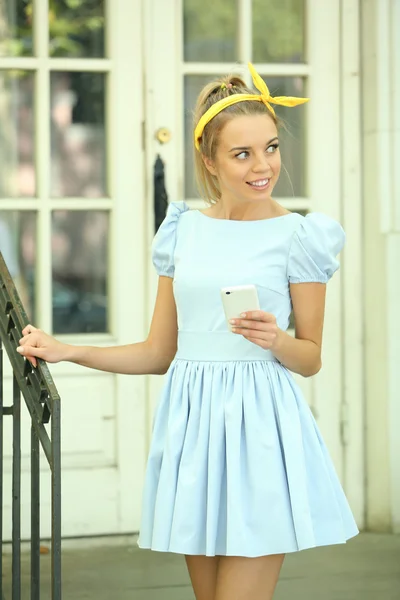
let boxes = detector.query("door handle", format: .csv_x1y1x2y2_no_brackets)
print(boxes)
155,127,172,144
154,154,168,233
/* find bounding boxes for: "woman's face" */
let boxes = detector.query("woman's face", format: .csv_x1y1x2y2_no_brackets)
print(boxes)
204,114,281,204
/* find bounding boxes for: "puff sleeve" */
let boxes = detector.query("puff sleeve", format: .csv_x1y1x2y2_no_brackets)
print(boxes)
287,213,346,283
152,201,189,277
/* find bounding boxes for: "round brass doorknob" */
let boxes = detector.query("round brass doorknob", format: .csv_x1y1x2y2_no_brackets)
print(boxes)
155,127,172,144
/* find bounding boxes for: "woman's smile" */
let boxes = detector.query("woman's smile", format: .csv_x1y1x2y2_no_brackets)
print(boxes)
246,178,270,190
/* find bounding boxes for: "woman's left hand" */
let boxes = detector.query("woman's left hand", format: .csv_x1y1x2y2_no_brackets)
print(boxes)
230,310,282,351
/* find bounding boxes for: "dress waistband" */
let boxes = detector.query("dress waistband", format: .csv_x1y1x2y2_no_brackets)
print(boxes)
175,331,278,362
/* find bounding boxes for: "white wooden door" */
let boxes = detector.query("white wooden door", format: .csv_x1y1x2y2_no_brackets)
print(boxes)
145,0,364,526
0,0,146,538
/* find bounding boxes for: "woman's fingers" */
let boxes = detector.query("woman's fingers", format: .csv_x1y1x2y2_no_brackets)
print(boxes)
229,311,280,350
18,332,43,347
16,329,66,365
19,333,35,345
230,311,277,330
243,336,270,349
17,344,46,359
231,330,275,349
21,324,38,336
16,343,46,369
27,356,38,368
234,328,276,341
239,310,276,322
17,330,46,364
231,320,276,332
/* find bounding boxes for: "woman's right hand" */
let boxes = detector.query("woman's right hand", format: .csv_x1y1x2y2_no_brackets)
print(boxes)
17,324,69,368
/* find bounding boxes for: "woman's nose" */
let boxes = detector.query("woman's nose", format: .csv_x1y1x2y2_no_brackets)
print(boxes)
252,153,271,172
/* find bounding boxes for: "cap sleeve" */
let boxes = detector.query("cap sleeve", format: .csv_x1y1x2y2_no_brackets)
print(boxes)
152,202,189,277
287,213,345,284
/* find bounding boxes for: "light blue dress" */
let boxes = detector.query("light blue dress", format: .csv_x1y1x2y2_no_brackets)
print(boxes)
138,201,359,557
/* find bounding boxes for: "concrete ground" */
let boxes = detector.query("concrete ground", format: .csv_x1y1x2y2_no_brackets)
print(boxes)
2,533,400,599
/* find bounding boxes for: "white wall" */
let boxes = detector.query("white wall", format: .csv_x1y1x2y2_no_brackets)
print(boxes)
387,0,400,533
361,0,400,532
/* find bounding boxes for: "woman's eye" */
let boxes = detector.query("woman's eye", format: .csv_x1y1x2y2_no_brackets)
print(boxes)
236,151,249,160
266,144,279,153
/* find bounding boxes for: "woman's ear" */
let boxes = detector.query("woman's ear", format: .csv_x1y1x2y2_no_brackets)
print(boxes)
202,154,217,176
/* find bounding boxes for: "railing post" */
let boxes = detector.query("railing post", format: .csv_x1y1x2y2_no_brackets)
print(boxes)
0,252,62,599
51,400,62,597
31,423,40,600
0,338,3,600
12,376,21,600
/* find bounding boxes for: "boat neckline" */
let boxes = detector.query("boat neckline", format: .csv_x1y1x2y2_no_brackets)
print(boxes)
194,209,298,223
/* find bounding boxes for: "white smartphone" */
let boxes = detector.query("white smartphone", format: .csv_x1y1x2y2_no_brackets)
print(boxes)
220,284,260,331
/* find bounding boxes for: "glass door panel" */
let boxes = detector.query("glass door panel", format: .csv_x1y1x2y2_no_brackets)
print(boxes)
0,0,34,57
49,0,105,58
0,70,36,197
0,210,36,320
183,0,238,62
182,0,308,204
50,71,107,198
0,1,111,334
51,210,109,334
252,0,306,63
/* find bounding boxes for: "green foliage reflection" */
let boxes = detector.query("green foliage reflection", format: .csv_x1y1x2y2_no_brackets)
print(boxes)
0,0,104,58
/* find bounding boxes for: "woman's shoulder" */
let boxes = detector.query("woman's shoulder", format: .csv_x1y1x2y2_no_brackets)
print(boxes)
287,211,346,283
290,211,345,240
164,201,191,220
151,202,191,277
155,201,194,236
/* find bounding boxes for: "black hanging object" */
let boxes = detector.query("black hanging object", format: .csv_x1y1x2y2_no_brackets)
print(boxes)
154,154,169,233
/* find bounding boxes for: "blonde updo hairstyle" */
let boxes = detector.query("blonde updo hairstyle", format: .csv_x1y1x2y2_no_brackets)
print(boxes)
193,74,280,204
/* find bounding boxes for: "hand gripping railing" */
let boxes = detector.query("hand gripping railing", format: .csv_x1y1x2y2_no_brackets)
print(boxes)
0,252,61,599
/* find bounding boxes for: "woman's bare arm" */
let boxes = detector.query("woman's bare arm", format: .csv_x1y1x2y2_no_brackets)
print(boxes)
272,282,326,377
231,282,326,378
17,276,178,376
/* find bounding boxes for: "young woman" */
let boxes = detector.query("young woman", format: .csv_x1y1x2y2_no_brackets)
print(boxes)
17,64,358,600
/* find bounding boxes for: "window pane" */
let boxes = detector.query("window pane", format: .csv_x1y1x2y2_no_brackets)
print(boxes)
52,211,108,334
0,0,33,57
0,71,36,198
252,0,305,63
0,211,36,322
184,74,216,198
183,0,237,62
50,72,107,198
265,77,307,197
49,0,105,58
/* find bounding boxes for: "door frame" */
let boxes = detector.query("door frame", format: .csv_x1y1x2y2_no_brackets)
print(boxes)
338,0,365,528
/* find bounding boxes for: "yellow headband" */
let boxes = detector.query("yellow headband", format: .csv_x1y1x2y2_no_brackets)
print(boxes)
194,62,309,151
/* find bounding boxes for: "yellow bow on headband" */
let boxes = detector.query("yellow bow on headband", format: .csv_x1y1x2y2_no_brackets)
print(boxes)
194,62,309,151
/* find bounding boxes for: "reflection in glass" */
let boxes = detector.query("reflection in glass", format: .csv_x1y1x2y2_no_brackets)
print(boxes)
184,75,306,199
183,0,237,62
0,0,33,57
50,72,107,198
52,211,109,334
49,0,105,58
184,75,216,198
252,0,305,63
265,77,307,197
0,211,36,321
0,71,36,197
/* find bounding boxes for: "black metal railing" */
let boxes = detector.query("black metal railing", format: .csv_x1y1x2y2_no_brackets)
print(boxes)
0,252,61,599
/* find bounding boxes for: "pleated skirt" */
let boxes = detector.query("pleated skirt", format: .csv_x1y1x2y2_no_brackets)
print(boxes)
138,332,359,557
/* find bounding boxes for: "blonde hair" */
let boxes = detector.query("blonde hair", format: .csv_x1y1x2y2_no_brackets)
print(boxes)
193,74,280,204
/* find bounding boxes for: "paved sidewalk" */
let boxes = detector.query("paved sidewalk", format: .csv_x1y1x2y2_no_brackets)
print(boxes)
2,533,400,599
